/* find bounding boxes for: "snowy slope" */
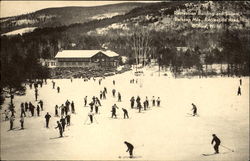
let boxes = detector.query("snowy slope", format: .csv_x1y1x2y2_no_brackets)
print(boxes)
0,70,249,160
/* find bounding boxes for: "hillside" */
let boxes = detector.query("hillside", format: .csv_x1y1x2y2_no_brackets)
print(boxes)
0,2,150,34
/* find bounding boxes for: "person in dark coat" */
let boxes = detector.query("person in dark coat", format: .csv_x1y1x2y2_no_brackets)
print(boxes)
36,105,40,116
118,92,121,102
191,103,197,116
30,104,35,117
57,86,60,93
20,103,26,117
60,117,66,132
124,141,134,158
25,102,29,112
152,96,155,106
60,104,65,116
38,100,44,111
66,114,71,126
138,102,142,113
52,81,55,89
136,96,141,108
122,108,129,119
71,101,75,114
20,116,24,129
55,105,59,116
143,100,147,111
89,102,94,112
35,89,38,101
112,89,116,97
88,112,94,123
9,115,15,130
237,86,241,96
211,134,221,154
130,97,135,109
156,97,161,107
239,78,242,86
111,104,119,118
45,112,51,128
55,121,63,137
84,96,88,107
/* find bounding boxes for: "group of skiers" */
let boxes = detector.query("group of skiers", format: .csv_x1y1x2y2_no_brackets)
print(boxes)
130,96,161,112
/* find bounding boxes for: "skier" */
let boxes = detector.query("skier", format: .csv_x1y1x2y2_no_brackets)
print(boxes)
143,100,147,111
57,86,60,93
102,91,106,99
84,96,88,107
20,116,24,129
60,104,65,116
66,114,71,126
9,115,15,130
52,80,55,89
71,101,75,114
124,141,134,158
152,96,155,106
104,87,107,94
36,105,40,116
138,101,142,113
211,134,221,154
136,96,141,108
95,101,99,114
111,104,119,118
30,104,35,117
130,97,135,109
55,105,59,117
122,108,129,119
112,89,116,97
237,86,241,96
118,92,121,102
157,97,161,107
25,102,29,112
60,116,66,132
88,112,94,124
113,80,115,85
89,101,94,112
20,103,26,117
145,97,149,108
45,112,51,128
55,121,63,137
38,100,44,111
35,89,38,101
100,91,103,100
239,78,242,86
191,103,197,116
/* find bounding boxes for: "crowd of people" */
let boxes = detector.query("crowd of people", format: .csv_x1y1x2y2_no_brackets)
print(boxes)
1,75,243,158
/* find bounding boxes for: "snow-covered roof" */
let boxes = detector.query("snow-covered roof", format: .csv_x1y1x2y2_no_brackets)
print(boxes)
55,50,119,59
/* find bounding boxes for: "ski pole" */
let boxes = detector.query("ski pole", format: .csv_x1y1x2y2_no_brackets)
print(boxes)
220,145,234,152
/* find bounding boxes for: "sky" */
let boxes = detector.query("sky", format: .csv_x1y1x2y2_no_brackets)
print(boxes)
0,1,157,18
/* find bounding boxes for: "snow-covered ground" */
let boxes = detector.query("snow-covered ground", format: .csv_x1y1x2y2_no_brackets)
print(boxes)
0,69,249,160
1,27,37,36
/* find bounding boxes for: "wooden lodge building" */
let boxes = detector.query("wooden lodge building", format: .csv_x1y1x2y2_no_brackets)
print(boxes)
55,50,119,67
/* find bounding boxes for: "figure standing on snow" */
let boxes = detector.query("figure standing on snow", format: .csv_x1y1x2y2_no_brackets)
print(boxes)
60,116,66,132
52,81,55,89
152,96,155,106
122,108,129,119
237,86,241,96
38,100,43,111
55,105,59,117
84,96,88,107
88,112,94,124
20,103,26,117
57,86,60,93
55,121,63,137
124,141,134,158
112,89,116,97
20,116,24,129
36,105,40,116
211,134,221,154
118,92,121,102
45,112,51,128
239,78,242,86
71,101,75,114
130,97,135,109
157,97,161,107
113,80,115,85
191,103,197,116
66,114,71,126
9,115,15,130
111,104,119,118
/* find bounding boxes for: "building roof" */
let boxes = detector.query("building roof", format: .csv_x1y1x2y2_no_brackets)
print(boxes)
55,50,118,59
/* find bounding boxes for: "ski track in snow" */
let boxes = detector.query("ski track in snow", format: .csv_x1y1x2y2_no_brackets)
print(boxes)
0,69,249,160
